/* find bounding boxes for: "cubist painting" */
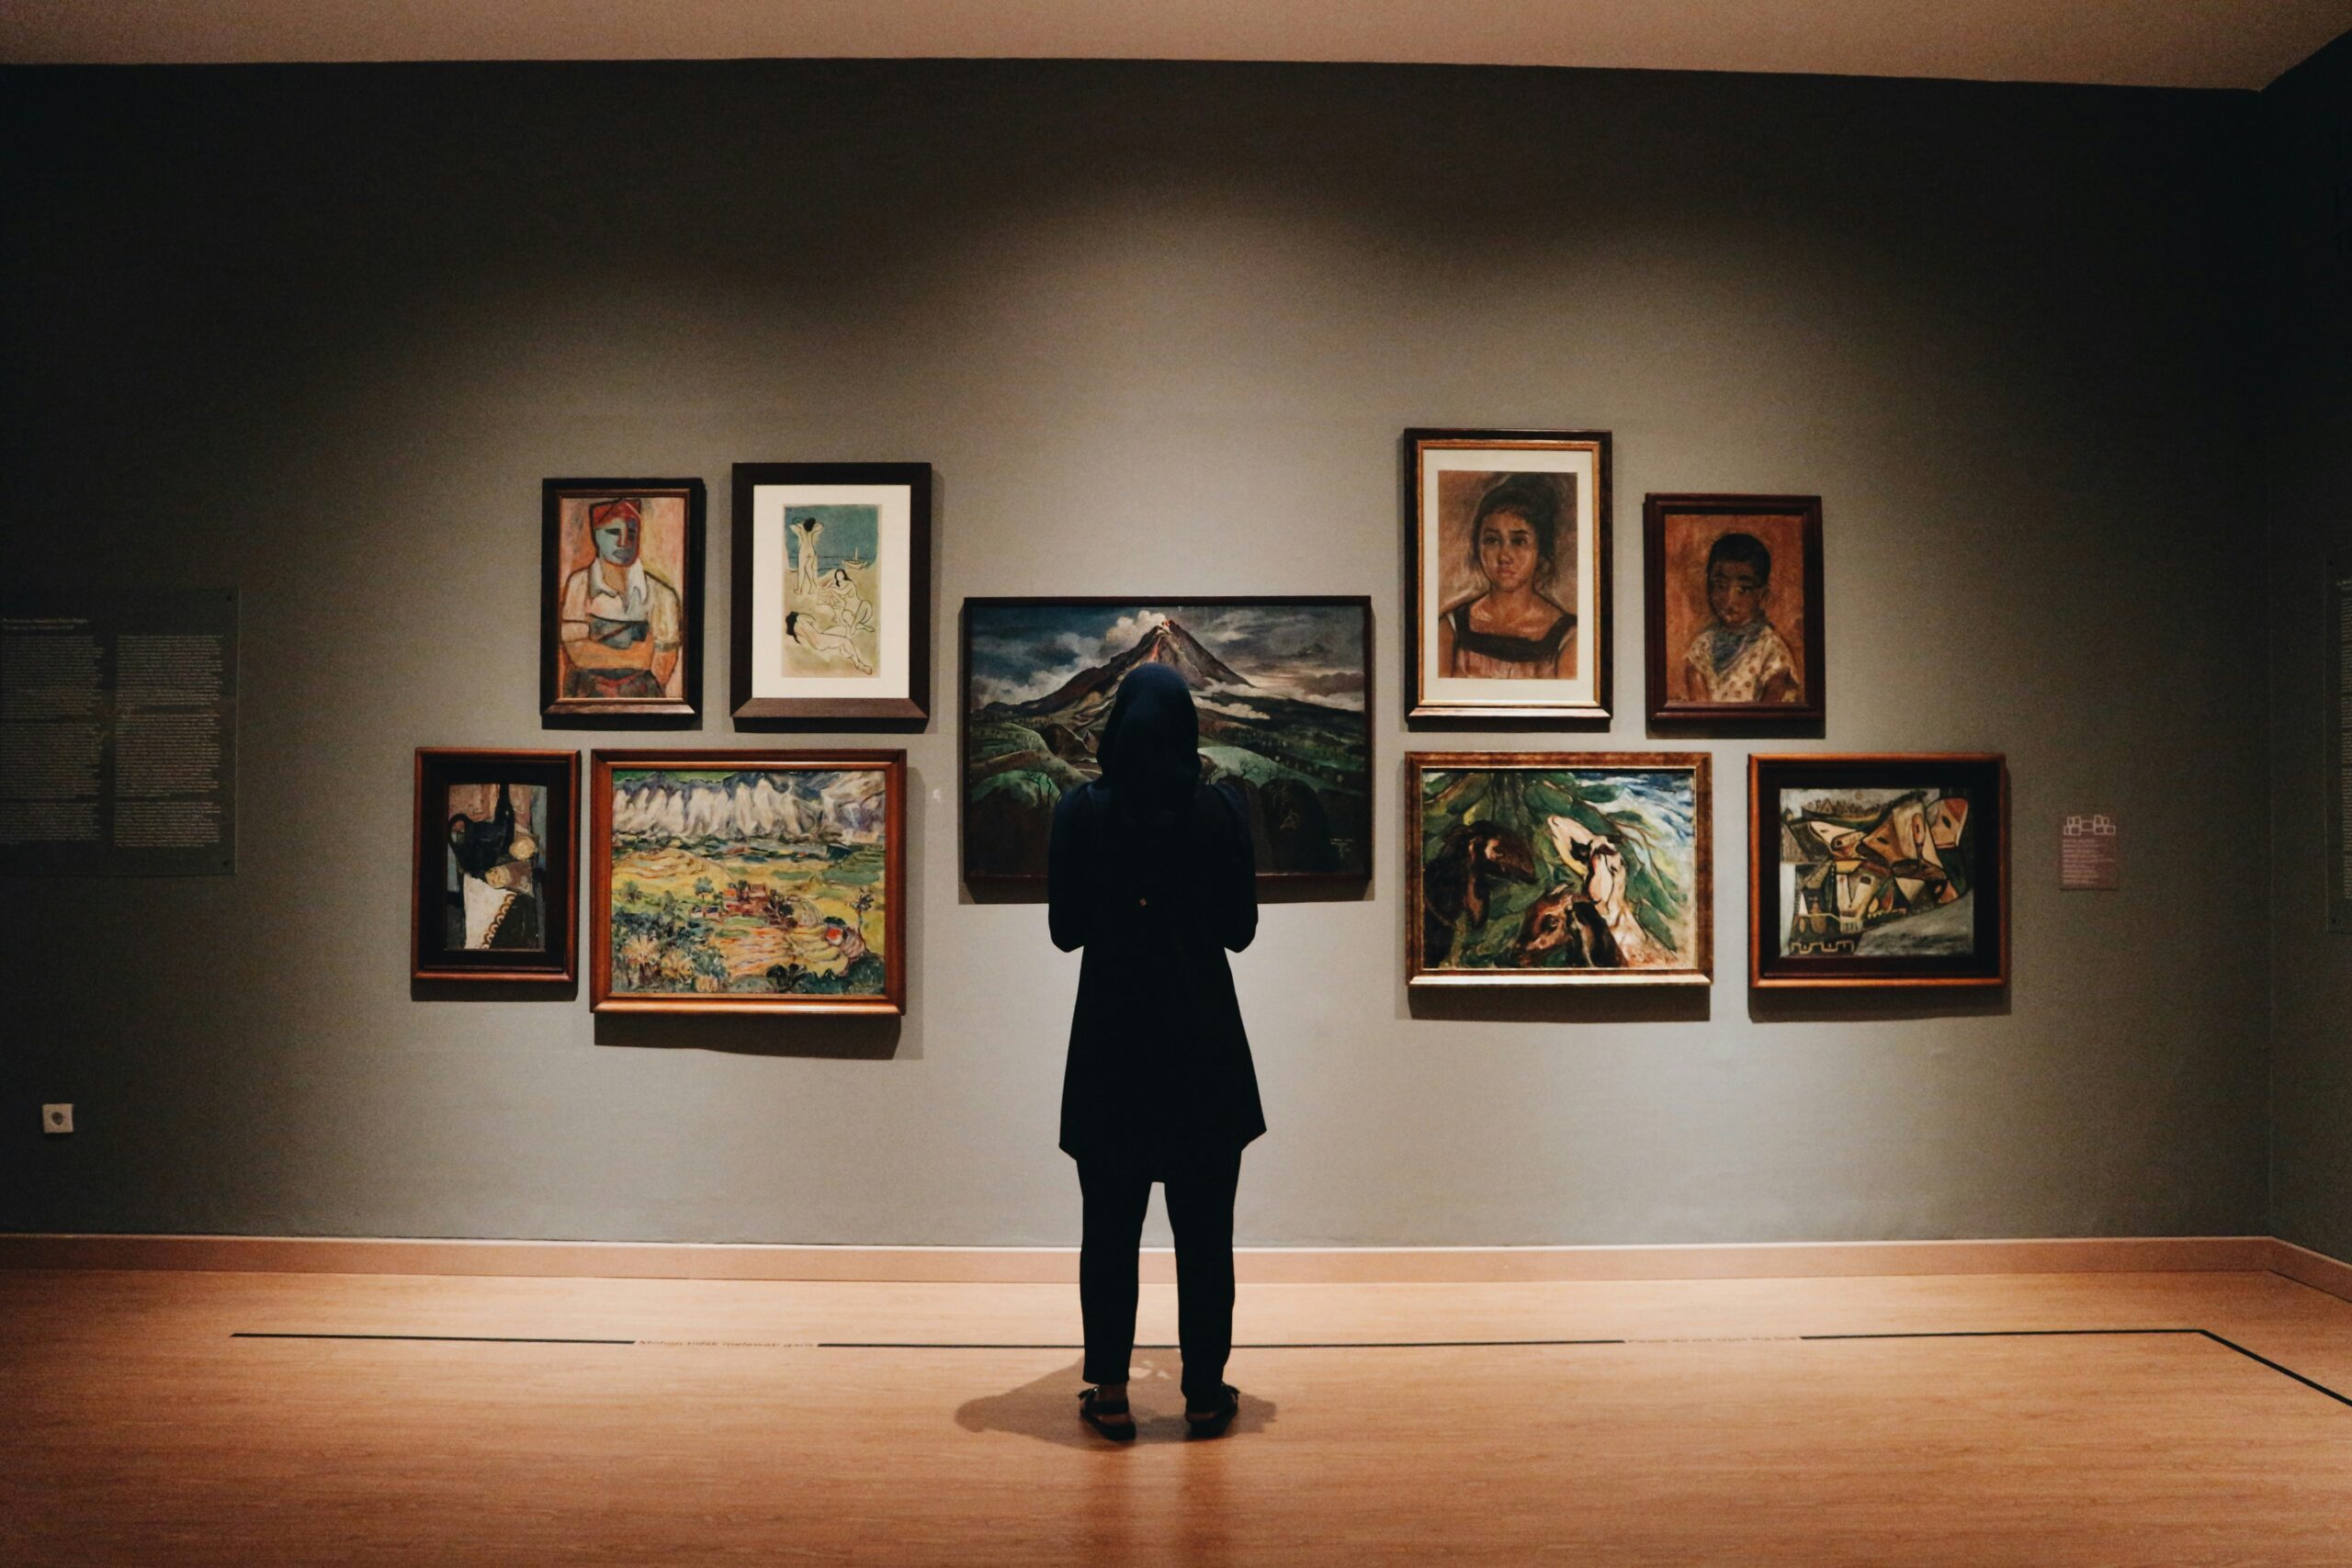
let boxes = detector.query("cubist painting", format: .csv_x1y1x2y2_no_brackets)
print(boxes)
963,598,1373,882
446,781,548,953
412,747,576,984
1776,786,1975,958
1410,754,1710,986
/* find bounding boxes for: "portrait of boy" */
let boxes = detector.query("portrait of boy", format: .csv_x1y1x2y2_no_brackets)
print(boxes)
1645,496,1823,722
1683,532,1798,704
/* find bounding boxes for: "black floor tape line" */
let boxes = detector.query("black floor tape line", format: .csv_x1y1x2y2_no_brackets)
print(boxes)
233,1332,636,1345
232,1326,2349,1406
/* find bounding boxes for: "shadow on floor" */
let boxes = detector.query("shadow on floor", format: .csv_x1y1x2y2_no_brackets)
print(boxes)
956,1354,1279,1448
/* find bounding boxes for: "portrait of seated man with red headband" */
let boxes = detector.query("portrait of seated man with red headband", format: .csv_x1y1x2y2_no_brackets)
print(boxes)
558,496,684,700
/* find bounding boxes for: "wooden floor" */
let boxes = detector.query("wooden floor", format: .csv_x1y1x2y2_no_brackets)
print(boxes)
3,1268,2347,1566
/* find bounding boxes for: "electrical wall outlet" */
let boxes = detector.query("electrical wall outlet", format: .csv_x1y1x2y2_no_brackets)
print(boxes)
42,1103,74,1134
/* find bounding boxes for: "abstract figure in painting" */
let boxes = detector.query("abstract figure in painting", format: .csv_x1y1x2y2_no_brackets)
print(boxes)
780,504,881,679
786,610,876,674
446,782,544,952
1437,473,1577,680
558,498,685,700
1780,788,1973,956
792,515,824,604
1683,531,1799,705
606,767,888,996
1418,764,1700,975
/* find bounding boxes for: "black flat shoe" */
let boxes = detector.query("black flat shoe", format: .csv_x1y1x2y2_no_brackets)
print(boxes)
1183,1384,1239,1439
1078,1387,1135,1442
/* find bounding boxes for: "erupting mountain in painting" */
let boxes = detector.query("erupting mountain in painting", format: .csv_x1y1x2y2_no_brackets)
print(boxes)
965,600,1372,881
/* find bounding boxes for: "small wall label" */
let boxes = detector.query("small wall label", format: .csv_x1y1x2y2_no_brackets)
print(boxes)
2061,812,2120,891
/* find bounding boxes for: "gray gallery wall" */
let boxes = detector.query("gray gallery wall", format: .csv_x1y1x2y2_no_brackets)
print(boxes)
2263,36,2352,1265
0,57,2290,1247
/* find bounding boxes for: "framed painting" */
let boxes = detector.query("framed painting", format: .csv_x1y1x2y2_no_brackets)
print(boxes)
1644,493,1826,724
1407,428,1611,722
412,748,579,983
2330,555,2351,933
590,750,906,1014
540,479,704,721
730,463,933,727
962,597,1374,885
1750,753,2009,989
1407,751,1711,987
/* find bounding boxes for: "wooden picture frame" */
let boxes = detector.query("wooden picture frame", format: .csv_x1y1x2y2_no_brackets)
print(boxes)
730,463,933,728
412,748,579,983
1749,752,2010,989
540,479,705,722
961,596,1375,887
1407,428,1611,723
1645,493,1826,725
1407,750,1712,987
2329,555,2351,933
589,749,906,1015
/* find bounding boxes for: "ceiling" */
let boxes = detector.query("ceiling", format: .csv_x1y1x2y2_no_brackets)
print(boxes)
2,0,2346,90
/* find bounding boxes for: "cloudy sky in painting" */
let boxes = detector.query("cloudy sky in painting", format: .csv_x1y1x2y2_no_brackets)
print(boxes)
967,602,1367,708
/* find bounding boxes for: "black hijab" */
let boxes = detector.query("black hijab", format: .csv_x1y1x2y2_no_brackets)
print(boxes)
1095,663,1202,827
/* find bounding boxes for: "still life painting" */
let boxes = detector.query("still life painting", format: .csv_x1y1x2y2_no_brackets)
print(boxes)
591,750,906,1014
1408,429,1610,722
731,464,932,726
540,479,703,720
1407,752,1711,987
412,748,578,983
1750,753,2008,988
1645,493,1825,724
962,597,1373,884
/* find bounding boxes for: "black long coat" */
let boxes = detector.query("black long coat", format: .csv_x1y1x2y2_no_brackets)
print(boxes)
1048,773,1264,1168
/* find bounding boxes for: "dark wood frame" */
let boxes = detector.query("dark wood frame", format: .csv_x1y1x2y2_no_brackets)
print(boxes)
588,749,907,1015
1644,493,1826,725
2330,555,2351,933
1404,750,1713,987
958,595,1376,887
730,463,934,728
1405,428,1612,723
1749,752,2010,990
540,479,706,723
412,748,580,984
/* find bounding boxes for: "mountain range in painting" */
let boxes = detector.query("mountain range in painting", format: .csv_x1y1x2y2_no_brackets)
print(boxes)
612,770,885,846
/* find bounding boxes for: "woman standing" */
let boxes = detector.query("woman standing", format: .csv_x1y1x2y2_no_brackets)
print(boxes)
1048,663,1261,1441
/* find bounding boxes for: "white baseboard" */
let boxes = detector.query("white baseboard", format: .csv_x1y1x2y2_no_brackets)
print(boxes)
6,1231,2337,1294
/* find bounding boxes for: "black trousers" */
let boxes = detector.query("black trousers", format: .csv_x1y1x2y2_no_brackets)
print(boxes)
1077,1147,1243,1405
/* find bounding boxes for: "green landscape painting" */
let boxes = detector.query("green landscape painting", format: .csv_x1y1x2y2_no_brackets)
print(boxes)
606,766,888,996
964,599,1372,880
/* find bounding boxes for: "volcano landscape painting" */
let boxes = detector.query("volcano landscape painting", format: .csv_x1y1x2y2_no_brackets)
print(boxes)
962,598,1373,882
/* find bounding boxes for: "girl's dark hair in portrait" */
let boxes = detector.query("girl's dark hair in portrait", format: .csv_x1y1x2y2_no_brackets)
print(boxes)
1466,472,1564,590
1705,530,1773,583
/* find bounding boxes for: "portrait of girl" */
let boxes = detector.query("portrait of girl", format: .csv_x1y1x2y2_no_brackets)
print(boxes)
1436,471,1577,680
